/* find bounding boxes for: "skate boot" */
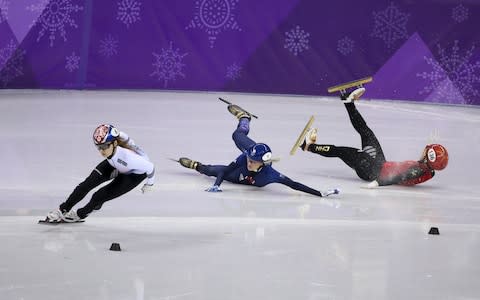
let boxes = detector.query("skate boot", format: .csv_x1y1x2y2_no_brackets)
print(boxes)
44,209,65,223
300,128,317,151
227,104,252,120
62,209,83,223
341,87,365,103
179,157,202,170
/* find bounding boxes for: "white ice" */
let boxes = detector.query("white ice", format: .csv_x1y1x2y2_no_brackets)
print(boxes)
1,90,479,300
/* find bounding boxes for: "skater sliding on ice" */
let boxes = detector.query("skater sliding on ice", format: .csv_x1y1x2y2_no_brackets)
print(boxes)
299,85,448,188
42,124,155,223
176,101,339,197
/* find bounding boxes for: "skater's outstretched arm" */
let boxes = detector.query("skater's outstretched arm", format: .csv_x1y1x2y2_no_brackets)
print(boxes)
277,175,336,197
211,161,238,187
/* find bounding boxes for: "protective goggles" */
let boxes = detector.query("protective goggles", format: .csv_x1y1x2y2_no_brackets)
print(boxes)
247,157,263,164
96,142,113,150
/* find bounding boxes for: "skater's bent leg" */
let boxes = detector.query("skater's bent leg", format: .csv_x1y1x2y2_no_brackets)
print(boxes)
77,173,146,218
232,117,256,152
60,160,113,212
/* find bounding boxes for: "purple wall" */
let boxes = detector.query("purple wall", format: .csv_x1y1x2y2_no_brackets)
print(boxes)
1,0,479,105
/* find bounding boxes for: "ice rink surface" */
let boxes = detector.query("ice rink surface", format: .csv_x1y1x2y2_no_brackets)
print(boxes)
1,90,480,300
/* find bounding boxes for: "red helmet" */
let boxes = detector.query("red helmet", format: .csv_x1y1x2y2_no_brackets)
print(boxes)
425,144,449,170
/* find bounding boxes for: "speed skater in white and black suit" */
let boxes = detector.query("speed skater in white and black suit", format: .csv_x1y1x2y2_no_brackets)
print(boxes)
43,124,155,223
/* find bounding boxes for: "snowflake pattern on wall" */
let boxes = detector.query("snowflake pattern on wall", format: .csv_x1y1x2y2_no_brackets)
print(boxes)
27,0,83,47
337,36,355,56
0,40,25,87
99,35,119,58
65,51,80,72
0,0,9,24
186,0,241,48
284,25,310,56
117,0,141,28
417,41,480,105
371,3,410,49
150,42,188,88
452,4,468,23
226,62,241,80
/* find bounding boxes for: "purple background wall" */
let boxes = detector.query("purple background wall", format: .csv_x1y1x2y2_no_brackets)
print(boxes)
0,0,479,105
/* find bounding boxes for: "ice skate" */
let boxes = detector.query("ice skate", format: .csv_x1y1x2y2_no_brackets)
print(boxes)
227,104,253,120
300,127,317,151
43,209,64,223
218,97,258,119
62,209,83,223
38,209,85,224
327,76,372,93
179,157,202,170
290,116,315,155
341,87,365,103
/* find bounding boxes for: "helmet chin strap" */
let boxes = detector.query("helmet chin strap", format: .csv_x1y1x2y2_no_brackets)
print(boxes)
107,140,119,159
253,165,263,172
251,162,266,172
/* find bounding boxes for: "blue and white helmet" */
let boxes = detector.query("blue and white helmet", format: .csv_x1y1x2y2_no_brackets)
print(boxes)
246,143,272,164
93,124,119,146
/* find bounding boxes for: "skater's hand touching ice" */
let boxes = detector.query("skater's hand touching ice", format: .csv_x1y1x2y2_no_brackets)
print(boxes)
205,185,222,192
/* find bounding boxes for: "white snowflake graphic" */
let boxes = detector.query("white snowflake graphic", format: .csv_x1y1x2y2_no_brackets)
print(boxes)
186,0,241,48
226,62,241,80
0,0,9,24
284,25,310,56
452,4,468,23
150,42,188,88
99,35,119,58
371,3,410,49
65,51,80,72
337,36,355,56
117,0,141,28
0,40,25,87
417,41,480,105
27,0,83,47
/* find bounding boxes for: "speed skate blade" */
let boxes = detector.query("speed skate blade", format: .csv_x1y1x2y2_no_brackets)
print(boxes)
327,76,373,93
38,219,85,225
290,116,315,155
219,97,258,119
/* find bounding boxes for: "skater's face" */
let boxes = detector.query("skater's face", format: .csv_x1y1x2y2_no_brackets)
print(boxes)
247,157,264,172
98,141,116,157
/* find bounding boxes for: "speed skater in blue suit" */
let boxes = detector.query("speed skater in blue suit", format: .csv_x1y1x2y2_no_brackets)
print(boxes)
177,101,339,197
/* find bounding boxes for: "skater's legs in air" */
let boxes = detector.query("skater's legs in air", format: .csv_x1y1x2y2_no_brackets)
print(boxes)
343,103,385,162
302,88,386,181
232,117,256,152
227,103,257,152
343,102,385,176
178,103,263,182
178,103,264,185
